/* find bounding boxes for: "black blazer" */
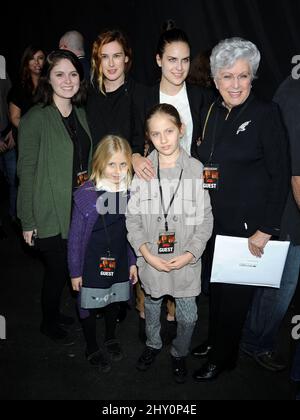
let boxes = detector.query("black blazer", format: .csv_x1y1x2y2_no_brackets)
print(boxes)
131,83,215,157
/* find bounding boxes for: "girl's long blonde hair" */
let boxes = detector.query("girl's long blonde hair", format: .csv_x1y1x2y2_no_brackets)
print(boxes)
90,135,133,188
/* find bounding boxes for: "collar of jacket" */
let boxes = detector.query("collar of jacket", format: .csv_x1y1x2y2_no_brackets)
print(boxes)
215,92,254,111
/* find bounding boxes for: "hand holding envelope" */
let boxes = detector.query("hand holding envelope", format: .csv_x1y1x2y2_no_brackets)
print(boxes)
211,236,290,288
248,231,272,258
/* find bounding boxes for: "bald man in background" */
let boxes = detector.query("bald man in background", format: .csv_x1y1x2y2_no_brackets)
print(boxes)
59,30,90,80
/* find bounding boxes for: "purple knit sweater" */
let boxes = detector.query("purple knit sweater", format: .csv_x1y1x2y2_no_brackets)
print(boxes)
68,180,136,278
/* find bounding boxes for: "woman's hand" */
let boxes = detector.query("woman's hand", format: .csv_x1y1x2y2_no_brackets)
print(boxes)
167,252,194,270
132,153,155,181
129,265,138,285
0,140,7,153
248,231,272,258
71,277,83,292
23,230,37,246
5,131,15,150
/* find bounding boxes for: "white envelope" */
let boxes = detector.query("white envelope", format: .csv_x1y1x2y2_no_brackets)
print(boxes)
211,236,290,288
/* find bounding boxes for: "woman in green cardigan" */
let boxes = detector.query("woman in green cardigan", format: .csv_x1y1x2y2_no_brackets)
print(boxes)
18,50,93,341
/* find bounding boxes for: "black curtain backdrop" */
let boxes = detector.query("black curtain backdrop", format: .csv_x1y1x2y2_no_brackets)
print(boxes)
1,0,300,99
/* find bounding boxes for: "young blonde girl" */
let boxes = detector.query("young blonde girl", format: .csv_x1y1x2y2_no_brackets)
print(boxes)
126,103,213,384
68,135,137,372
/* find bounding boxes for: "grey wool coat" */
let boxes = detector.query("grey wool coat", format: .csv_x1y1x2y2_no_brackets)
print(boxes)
126,148,213,299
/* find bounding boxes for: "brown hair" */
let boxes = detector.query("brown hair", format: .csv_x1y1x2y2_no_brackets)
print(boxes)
20,45,46,94
145,103,182,137
156,20,190,59
34,49,87,106
90,135,133,187
91,29,132,94
187,50,213,88
144,103,183,155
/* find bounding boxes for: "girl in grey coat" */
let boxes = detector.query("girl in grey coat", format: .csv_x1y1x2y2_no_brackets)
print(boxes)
126,104,213,383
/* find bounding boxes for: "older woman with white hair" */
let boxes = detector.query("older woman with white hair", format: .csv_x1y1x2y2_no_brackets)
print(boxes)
192,37,289,381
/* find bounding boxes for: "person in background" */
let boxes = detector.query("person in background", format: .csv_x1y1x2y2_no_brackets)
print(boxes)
18,50,93,342
68,136,138,373
9,45,46,130
187,50,214,88
59,30,90,81
0,72,16,232
192,37,289,381
241,75,300,372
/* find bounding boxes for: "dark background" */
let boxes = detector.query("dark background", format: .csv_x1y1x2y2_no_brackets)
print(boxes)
1,0,300,99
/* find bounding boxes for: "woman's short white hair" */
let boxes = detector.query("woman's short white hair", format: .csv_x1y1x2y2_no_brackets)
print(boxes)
210,37,261,80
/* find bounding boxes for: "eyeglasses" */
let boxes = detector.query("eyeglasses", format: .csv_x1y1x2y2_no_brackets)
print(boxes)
218,73,251,83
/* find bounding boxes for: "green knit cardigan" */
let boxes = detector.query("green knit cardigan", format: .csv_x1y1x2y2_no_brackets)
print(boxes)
17,104,93,239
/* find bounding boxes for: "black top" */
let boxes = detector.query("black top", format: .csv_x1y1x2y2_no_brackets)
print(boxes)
62,110,91,189
132,82,215,158
195,94,289,238
86,78,148,152
0,76,12,135
83,191,129,289
8,82,36,142
78,56,90,81
274,76,300,244
8,82,34,116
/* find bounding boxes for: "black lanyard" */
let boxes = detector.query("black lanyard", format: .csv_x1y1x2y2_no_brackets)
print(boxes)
99,191,127,256
206,96,254,164
157,157,183,232
100,214,112,256
62,111,84,172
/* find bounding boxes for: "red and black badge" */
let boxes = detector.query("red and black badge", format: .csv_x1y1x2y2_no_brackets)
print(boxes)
203,164,220,190
99,257,116,277
77,171,89,187
158,232,176,255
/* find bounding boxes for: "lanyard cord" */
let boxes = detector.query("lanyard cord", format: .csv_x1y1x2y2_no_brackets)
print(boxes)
202,102,216,141
100,214,112,256
157,156,183,232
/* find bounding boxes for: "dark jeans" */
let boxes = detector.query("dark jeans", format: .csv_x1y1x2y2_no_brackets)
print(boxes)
208,283,256,367
242,244,300,354
291,342,300,383
36,235,69,327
